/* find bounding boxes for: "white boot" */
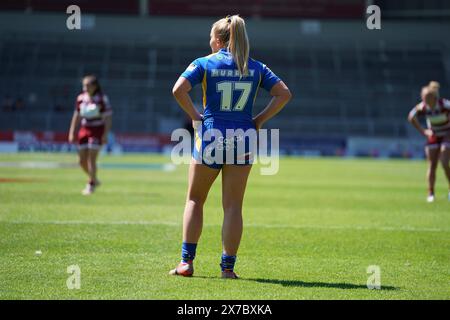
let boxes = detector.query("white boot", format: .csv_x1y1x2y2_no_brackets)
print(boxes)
82,183,95,195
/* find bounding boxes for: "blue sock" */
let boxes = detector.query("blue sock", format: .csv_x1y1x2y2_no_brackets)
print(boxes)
220,254,236,272
181,242,197,263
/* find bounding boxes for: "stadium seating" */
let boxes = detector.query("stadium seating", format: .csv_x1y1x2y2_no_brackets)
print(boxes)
0,31,448,138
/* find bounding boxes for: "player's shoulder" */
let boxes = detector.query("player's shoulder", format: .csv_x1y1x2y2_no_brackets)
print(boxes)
415,102,425,111
249,57,272,75
249,57,264,68
193,52,220,68
197,51,227,69
76,92,87,102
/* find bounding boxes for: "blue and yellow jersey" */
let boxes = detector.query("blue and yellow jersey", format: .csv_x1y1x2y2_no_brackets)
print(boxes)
180,48,281,124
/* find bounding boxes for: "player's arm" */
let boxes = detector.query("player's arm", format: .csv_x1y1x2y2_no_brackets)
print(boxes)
253,81,292,130
68,110,80,143
101,97,113,144
407,105,432,137
102,113,112,144
172,77,202,121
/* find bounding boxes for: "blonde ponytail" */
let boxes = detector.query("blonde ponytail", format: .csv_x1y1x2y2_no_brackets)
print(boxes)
428,81,440,90
228,15,249,77
428,81,440,98
212,15,250,77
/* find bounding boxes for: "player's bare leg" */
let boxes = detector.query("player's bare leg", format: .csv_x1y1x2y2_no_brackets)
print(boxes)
78,148,89,176
82,148,100,195
169,160,220,276
183,161,220,243
79,148,93,195
88,148,100,183
220,164,252,279
426,146,440,202
439,144,450,200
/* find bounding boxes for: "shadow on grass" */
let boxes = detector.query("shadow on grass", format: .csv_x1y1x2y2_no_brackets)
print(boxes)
244,278,398,291
193,276,397,291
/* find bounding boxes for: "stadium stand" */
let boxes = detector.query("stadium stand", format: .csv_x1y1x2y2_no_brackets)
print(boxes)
0,2,449,144
0,31,448,139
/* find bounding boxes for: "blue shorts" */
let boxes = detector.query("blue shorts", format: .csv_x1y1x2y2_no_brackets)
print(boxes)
192,117,257,170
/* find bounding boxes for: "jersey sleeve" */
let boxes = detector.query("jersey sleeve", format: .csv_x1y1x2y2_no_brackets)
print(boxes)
443,98,450,110
101,94,113,116
260,63,281,92
180,58,205,87
410,103,424,118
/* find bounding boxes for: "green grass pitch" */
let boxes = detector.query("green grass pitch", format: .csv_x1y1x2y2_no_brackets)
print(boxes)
0,153,449,299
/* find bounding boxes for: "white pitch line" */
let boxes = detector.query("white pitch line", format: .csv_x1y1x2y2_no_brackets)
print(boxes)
1,220,449,233
0,161,177,171
0,161,76,169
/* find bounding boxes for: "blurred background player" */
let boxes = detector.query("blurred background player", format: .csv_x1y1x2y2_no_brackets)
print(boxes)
408,83,450,202
429,81,441,93
169,15,291,278
68,75,113,195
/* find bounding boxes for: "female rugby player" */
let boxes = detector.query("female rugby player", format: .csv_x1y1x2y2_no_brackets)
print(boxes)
408,83,450,202
170,15,291,278
68,75,112,195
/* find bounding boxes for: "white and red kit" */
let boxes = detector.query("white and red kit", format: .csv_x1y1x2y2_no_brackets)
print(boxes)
412,98,450,148
75,91,112,149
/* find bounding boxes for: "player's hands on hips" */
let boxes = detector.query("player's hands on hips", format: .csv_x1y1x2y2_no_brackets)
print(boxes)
102,134,108,144
423,129,434,138
68,133,75,144
192,114,203,129
253,118,262,131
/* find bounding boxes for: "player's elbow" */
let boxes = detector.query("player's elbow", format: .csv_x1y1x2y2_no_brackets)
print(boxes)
172,85,181,97
280,87,292,103
284,88,292,102
172,81,186,97
277,81,292,102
